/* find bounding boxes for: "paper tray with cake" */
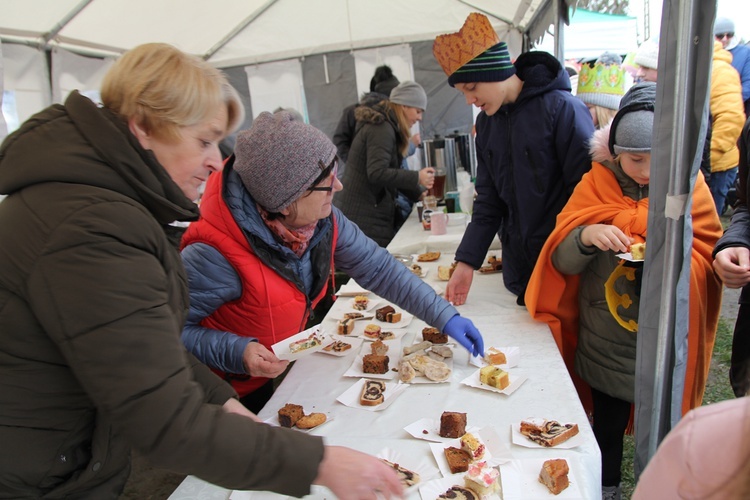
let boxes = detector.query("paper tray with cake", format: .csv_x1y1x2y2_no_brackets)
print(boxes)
428,427,511,477
469,346,520,369
342,339,401,380
346,296,381,312
265,403,333,434
499,458,585,499
376,448,440,492
407,263,430,279
511,418,584,449
271,325,327,361
335,377,408,411
370,304,414,329
460,367,527,395
404,417,482,443
418,473,502,500
351,321,408,342
616,241,646,262
316,334,363,357
398,341,454,384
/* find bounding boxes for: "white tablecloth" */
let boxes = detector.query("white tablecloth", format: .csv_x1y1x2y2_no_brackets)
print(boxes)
169,211,601,499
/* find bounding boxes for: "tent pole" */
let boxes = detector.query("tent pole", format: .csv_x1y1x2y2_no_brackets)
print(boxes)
634,0,715,477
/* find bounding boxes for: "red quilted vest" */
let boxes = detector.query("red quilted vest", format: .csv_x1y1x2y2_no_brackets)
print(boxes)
182,168,337,396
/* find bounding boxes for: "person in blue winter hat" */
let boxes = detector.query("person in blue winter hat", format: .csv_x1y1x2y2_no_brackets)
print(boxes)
715,16,750,116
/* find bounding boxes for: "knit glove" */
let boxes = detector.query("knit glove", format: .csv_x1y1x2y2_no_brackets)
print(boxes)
443,314,484,357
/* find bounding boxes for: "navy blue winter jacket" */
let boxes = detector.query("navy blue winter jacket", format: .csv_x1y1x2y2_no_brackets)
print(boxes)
455,51,595,296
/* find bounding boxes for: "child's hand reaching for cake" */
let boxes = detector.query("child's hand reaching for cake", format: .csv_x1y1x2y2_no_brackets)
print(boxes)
580,224,633,253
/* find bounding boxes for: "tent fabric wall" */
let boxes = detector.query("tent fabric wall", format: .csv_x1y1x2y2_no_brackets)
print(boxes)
634,0,715,476
1,43,51,136
302,51,357,143
50,47,114,104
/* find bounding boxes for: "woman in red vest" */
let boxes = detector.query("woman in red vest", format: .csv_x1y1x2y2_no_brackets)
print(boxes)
181,110,484,412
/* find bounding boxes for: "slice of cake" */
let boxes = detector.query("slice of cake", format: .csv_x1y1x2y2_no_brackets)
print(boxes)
375,305,402,323
422,326,448,344
363,323,382,339
630,242,646,260
337,318,355,335
362,354,389,374
323,340,351,353
343,312,364,320
437,486,479,500
464,461,500,497
378,331,396,341
439,411,467,438
353,295,369,310
520,418,579,447
479,365,510,390
278,403,304,428
539,458,570,495
460,432,486,461
381,459,420,487
484,347,506,365
360,379,386,406
444,446,472,473
370,339,389,356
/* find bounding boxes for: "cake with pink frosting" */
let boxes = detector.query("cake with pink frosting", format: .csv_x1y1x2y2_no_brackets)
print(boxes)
464,461,500,498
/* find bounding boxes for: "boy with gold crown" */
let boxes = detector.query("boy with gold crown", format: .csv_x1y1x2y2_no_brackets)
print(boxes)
433,13,595,306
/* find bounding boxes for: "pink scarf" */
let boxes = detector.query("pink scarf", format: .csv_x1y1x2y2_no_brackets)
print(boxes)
258,204,316,257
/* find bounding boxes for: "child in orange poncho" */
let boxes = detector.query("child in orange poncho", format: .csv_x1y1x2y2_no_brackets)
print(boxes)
525,82,723,497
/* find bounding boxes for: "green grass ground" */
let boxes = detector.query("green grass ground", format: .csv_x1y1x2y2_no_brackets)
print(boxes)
619,316,735,498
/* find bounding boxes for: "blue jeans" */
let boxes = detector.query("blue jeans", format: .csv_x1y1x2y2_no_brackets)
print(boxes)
709,167,738,214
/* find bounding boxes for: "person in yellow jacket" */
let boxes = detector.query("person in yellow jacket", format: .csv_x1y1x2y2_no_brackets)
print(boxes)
709,40,746,214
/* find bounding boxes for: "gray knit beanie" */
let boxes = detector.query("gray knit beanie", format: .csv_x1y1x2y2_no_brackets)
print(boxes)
234,111,337,212
389,81,428,110
613,110,654,155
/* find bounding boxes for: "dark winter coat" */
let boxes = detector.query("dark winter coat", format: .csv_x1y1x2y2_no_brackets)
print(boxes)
332,91,387,164
455,51,595,296
333,104,422,246
714,117,750,396
0,92,324,498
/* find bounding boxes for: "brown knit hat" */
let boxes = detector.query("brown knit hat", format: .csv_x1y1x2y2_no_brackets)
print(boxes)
234,111,337,212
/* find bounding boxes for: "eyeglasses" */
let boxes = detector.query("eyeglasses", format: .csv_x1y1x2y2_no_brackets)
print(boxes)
307,157,339,192
715,32,734,40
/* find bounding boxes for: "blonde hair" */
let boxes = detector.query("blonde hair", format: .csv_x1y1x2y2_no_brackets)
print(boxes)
101,43,244,143
385,101,412,157
594,106,618,130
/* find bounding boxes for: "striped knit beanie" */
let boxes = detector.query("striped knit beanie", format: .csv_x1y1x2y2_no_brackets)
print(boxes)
448,42,515,87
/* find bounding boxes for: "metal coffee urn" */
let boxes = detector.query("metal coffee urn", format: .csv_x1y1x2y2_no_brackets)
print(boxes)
422,136,458,196
447,131,477,178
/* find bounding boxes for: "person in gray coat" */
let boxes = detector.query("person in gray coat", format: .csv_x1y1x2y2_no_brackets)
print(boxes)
333,81,435,246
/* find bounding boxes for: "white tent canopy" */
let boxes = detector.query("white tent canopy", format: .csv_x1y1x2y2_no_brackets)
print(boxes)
1,0,565,67
1,0,574,142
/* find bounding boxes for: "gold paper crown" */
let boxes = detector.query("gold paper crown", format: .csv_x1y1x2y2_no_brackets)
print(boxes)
433,13,500,76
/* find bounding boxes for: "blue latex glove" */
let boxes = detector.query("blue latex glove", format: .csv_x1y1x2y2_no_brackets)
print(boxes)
443,314,484,357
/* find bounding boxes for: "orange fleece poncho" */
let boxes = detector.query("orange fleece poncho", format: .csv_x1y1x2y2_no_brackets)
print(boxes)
525,162,722,415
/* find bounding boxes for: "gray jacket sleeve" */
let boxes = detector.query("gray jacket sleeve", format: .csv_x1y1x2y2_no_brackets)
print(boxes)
552,226,599,275
332,207,458,330
181,242,255,374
